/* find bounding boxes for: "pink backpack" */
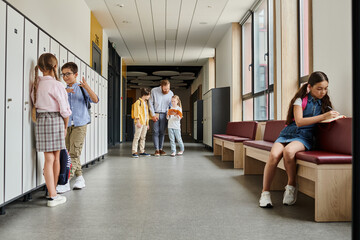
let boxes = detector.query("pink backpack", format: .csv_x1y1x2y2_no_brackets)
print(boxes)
301,95,308,111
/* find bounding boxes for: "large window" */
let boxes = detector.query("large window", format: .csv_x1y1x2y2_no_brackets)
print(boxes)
241,0,274,121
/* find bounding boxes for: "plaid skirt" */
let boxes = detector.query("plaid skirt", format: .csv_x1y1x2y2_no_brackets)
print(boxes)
35,112,66,152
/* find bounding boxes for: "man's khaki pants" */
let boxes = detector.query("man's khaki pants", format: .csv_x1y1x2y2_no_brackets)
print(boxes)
132,124,148,154
66,125,87,178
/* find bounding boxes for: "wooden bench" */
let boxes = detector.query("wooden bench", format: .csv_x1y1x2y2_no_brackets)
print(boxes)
213,121,257,168
243,119,352,222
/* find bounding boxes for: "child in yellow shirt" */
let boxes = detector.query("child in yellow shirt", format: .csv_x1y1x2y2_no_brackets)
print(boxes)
132,88,151,157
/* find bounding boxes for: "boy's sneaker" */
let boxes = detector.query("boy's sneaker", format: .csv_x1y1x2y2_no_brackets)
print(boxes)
159,150,166,156
73,176,86,190
259,191,273,208
56,182,71,194
140,152,151,157
170,152,176,157
132,153,139,158
177,151,183,155
47,195,66,207
283,185,298,205
154,150,160,156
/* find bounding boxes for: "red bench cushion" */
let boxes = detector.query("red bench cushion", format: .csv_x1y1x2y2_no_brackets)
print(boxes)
213,134,251,143
296,151,352,164
225,121,258,139
243,140,274,151
263,120,286,142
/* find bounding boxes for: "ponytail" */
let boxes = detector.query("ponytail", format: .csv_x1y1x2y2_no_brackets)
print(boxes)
31,66,39,123
285,83,309,125
53,67,59,81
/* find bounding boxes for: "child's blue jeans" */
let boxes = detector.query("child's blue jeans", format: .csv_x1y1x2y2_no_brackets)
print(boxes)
168,128,184,154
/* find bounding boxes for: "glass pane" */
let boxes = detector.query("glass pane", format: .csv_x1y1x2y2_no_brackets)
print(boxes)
269,91,274,120
243,98,254,121
242,16,252,95
300,0,310,77
268,0,274,85
254,0,268,93
254,94,268,121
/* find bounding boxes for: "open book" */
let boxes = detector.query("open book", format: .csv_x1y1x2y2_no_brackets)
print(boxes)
320,115,346,123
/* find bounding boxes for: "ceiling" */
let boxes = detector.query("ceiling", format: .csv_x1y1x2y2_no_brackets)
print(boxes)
84,0,254,66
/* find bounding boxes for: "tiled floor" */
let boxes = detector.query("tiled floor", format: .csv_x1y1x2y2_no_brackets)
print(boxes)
0,138,351,240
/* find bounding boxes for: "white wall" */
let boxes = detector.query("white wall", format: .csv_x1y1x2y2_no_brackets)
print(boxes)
312,0,352,116
215,26,233,88
7,0,91,65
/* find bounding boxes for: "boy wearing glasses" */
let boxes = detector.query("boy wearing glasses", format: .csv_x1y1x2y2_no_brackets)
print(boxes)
56,62,99,193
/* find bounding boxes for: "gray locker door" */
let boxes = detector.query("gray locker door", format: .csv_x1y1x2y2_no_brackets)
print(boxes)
59,45,67,85
74,57,81,82
5,6,24,202
94,73,99,158
50,38,60,80
38,30,49,56
85,65,92,163
99,77,103,156
101,78,105,155
50,38,59,62
105,80,108,154
67,52,75,63
0,0,6,205
23,19,37,193
90,69,95,160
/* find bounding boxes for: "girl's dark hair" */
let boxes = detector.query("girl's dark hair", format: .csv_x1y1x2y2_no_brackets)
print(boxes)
285,71,333,125
141,88,151,97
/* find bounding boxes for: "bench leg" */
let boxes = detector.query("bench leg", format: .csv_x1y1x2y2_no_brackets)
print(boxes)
314,169,352,222
222,147,233,162
233,146,243,169
213,142,222,156
243,153,264,175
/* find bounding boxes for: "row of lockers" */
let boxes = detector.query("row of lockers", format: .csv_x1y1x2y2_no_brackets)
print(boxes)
0,2,108,206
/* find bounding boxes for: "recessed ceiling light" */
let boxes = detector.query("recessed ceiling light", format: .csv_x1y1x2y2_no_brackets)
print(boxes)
116,4,124,7
207,5,213,8
199,22,208,25
122,20,129,24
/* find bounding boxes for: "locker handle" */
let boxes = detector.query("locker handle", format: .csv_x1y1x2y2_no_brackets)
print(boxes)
14,28,17,34
25,101,29,105
30,39,33,44
7,98,12,102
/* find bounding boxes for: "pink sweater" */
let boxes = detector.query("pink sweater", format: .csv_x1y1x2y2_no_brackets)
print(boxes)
31,76,72,118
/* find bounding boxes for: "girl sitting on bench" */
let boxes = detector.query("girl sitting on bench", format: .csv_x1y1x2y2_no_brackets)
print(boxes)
259,71,339,208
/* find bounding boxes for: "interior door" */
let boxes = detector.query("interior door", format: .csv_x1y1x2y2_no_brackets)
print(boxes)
23,19,37,193
5,6,24,201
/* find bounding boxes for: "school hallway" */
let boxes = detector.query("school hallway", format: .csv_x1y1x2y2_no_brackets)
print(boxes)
0,137,351,240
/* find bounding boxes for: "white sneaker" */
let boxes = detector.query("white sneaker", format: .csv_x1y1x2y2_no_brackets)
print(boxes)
259,191,273,208
47,195,66,207
56,182,71,194
283,185,298,205
73,176,86,190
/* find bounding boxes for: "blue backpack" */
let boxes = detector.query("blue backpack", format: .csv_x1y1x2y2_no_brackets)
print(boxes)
58,149,72,185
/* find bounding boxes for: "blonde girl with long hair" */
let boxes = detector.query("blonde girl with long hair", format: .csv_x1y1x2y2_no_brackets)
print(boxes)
166,95,185,157
31,53,72,207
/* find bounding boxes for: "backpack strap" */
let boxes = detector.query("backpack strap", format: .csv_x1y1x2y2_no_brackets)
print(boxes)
79,86,91,109
302,95,308,111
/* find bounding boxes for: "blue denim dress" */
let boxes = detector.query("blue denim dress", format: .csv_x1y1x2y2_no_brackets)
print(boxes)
275,94,322,150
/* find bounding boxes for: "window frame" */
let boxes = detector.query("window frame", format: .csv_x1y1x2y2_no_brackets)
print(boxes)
241,0,274,121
